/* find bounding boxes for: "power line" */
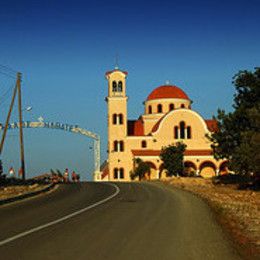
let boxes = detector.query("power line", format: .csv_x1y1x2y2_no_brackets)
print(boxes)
0,85,14,104
0,64,17,73
0,70,16,79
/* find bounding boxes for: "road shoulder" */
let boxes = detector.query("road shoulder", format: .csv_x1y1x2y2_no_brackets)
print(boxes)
158,178,260,260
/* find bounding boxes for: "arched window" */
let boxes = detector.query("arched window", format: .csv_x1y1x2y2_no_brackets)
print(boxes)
148,105,152,114
187,126,191,139
141,140,147,148
114,141,118,151
180,121,185,139
157,104,162,113
174,126,179,139
112,81,117,92
181,104,185,108
169,103,174,111
119,141,124,152
119,168,124,179
119,114,123,124
114,168,118,179
113,114,117,124
118,81,123,92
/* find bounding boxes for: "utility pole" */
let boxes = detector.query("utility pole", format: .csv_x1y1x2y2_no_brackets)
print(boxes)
17,72,26,180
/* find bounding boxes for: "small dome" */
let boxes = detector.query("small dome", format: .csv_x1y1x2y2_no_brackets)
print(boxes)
147,85,189,101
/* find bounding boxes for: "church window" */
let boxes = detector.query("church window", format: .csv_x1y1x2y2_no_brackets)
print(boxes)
118,81,123,92
180,121,185,139
114,141,118,151
181,104,185,108
174,126,179,139
114,168,118,179
141,140,147,148
112,81,117,92
114,140,124,151
148,105,152,114
113,114,117,124
157,104,162,113
112,114,123,125
119,141,124,152
119,114,123,124
119,168,124,179
187,126,191,139
169,103,174,111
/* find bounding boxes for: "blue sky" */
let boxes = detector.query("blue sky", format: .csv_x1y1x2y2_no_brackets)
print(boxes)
0,0,259,180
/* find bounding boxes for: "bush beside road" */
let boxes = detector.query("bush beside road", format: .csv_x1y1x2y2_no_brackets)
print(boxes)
161,176,260,259
0,183,51,200
0,176,56,205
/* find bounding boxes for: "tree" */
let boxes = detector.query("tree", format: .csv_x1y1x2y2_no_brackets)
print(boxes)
209,67,260,176
50,169,56,176
0,159,5,184
131,158,151,181
160,142,186,176
0,160,3,176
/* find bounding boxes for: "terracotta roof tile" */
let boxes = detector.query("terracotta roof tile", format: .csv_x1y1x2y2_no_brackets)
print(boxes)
205,119,218,132
127,119,144,136
147,85,189,101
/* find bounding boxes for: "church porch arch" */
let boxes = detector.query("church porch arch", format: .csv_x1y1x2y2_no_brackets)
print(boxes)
219,160,229,175
184,161,197,176
199,161,216,178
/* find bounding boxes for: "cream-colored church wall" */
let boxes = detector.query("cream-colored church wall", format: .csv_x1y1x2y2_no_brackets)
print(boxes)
142,99,192,134
128,155,223,180
152,109,211,150
107,97,128,138
108,151,132,181
141,115,161,134
107,107,224,181
144,98,191,114
126,136,153,149
108,133,225,181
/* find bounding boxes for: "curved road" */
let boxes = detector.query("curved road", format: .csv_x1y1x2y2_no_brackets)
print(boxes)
0,182,241,260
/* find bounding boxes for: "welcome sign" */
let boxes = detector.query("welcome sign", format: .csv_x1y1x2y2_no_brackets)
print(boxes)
0,121,99,140
0,121,100,175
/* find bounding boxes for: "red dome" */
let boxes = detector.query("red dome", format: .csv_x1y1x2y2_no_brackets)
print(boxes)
147,85,189,101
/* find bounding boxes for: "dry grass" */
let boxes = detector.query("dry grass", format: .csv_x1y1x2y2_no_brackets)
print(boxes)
161,177,260,259
0,183,49,200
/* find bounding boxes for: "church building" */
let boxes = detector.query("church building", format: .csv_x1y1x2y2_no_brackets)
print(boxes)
100,68,227,181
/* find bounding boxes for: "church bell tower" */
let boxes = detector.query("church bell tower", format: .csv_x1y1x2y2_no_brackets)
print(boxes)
105,68,128,181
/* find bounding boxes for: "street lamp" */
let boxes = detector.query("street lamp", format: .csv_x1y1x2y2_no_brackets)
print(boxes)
24,106,32,112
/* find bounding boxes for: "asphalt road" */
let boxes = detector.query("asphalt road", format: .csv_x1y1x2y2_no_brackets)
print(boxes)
0,182,241,260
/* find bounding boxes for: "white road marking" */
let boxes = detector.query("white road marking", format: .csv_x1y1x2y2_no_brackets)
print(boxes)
0,183,120,247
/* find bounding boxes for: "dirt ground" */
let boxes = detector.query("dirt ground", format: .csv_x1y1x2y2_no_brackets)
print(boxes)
161,177,260,259
0,183,49,200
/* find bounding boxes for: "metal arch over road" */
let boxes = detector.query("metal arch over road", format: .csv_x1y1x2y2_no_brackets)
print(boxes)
0,121,101,180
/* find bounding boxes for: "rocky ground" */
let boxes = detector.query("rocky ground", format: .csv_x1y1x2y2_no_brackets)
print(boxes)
0,183,50,200
161,177,260,259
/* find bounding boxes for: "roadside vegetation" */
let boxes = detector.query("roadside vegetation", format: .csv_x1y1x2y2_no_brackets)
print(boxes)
208,67,260,188
130,158,151,180
160,142,186,177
